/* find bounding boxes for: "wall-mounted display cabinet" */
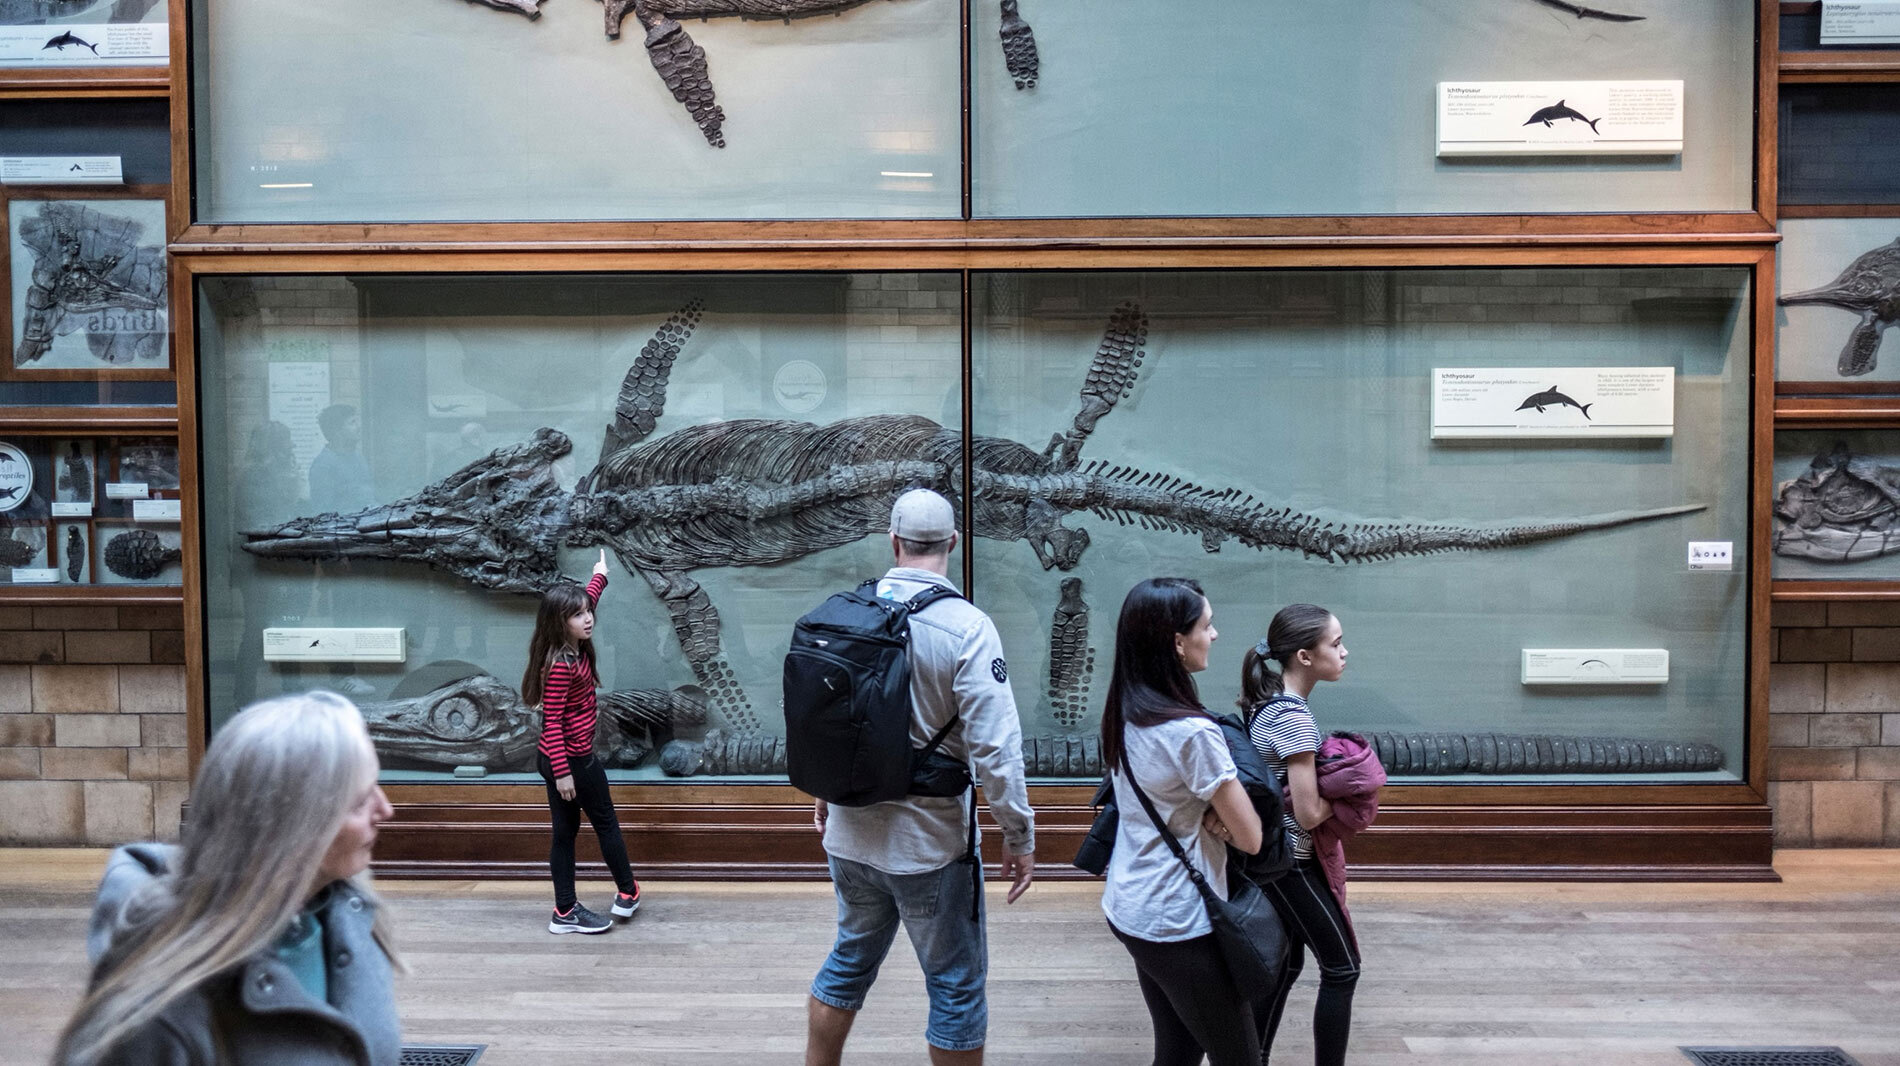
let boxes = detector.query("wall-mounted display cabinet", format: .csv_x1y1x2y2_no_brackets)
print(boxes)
101,0,1799,878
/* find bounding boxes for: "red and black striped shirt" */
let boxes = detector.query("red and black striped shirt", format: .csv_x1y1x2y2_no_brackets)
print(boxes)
537,572,605,779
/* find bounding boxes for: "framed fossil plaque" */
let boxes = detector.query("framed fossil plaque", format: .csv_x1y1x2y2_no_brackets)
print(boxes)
1777,218,1900,392
2,188,169,379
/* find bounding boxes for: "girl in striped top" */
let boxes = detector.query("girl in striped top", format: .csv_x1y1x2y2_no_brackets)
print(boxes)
522,550,640,934
1241,603,1360,1066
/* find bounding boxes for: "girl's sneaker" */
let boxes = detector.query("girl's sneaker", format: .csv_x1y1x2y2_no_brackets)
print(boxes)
611,885,641,918
549,902,612,934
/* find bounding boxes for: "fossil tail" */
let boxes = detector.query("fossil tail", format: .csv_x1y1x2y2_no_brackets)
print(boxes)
1367,731,1722,774
1840,314,1883,377
979,463,1705,563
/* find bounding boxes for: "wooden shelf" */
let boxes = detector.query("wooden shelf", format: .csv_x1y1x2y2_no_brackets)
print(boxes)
0,585,182,605
0,408,179,433
0,67,169,99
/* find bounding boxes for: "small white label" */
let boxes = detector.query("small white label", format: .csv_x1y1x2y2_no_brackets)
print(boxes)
263,627,407,663
1522,649,1670,685
1438,81,1685,156
104,482,149,500
51,502,94,517
1687,541,1734,571
1822,0,1900,44
132,499,180,522
0,24,168,65
9,568,57,584
1432,367,1675,439
0,156,123,185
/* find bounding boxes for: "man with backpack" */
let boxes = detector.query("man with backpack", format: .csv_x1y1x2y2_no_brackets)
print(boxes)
797,488,1036,1066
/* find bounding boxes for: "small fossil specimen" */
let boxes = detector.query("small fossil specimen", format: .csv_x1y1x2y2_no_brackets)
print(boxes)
1773,443,1900,563
1043,577,1094,728
1779,235,1900,378
15,203,165,367
0,536,36,567
57,443,92,503
66,526,85,581
998,0,1037,90
102,528,179,580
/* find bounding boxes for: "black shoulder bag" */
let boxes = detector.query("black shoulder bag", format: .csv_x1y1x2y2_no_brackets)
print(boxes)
1120,756,1289,1001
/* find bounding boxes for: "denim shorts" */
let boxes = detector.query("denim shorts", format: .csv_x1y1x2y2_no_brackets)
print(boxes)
810,854,988,1052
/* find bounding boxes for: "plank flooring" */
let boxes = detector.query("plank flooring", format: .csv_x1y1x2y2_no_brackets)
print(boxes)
3,850,1897,1065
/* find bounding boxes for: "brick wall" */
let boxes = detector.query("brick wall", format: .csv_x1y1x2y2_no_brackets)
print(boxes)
0,604,189,845
1768,601,1900,847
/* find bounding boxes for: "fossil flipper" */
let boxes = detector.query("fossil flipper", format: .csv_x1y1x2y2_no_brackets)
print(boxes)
1367,730,1720,774
635,566,759,735
1841,313,1884,377
1043,577,1094,729
644,18,727,148
598,300,705,462
999,0,1038,90
1047,301,1147,472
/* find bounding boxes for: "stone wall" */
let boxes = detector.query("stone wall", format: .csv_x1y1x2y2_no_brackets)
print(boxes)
1768,601,1900,847
0,604,189,845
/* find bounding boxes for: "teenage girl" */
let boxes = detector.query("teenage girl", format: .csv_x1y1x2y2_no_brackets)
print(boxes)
1100,577,1266,1066
1240,603,1360,1066
522,549,641,934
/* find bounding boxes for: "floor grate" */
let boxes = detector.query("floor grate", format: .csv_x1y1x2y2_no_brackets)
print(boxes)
1681,1048,1862,1066
399,1045,487,1066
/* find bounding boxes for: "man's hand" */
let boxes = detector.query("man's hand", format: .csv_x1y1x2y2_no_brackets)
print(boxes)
813,798,829,835
556,774,576,801
592,549,608,578
1001,850,1035,904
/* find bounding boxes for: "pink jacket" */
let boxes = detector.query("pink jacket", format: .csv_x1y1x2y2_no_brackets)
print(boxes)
1312,732,1385,951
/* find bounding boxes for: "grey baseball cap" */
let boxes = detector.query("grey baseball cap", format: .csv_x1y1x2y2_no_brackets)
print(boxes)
889,488,956,542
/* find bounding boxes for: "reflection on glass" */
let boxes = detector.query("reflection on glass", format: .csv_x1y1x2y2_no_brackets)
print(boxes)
971,269,1750,783
1780,85,1900,205
198,273,964,782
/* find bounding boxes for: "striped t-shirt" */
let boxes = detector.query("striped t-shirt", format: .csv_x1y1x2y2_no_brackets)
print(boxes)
1248,694,1322,859
537,572,605,779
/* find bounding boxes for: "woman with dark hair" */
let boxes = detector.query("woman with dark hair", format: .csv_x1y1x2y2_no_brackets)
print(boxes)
522,549,641,934
1100,577,1266,1066
1239,604,1361,1066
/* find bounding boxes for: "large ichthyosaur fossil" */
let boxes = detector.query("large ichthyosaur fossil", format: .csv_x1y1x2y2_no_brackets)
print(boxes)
1773,442,1900,562
1779,235,1900,378
243,298,1706,743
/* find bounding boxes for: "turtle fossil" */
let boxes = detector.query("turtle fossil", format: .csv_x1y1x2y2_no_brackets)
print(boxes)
103,528,180,580
244,298,1707,746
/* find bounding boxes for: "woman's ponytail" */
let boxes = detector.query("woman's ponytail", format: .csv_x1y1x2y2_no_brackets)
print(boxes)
1237,642,1286,715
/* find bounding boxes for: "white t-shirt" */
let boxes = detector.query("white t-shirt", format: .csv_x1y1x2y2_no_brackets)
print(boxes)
1101,715,1238,942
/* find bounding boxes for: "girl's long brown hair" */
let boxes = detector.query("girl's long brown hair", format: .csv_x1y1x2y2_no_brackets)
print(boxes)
1100,577,1213,770
521,581,596,705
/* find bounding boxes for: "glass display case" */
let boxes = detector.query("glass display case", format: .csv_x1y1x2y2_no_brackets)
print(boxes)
195,266,1752,787
0,433,181,588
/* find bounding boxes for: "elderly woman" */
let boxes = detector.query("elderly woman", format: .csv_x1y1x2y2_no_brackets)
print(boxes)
57,691,401,1066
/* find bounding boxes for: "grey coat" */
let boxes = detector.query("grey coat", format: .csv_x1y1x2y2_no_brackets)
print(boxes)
84,844,402,1066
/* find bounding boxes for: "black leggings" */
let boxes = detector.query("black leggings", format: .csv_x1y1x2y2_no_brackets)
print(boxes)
537,752,636,911
1109,920,1261,1066
1259,857,1360,1066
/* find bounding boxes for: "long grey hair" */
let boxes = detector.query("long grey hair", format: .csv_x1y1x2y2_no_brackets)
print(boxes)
56,691,399,1064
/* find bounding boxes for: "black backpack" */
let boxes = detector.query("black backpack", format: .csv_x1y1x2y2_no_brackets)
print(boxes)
783,579,970,807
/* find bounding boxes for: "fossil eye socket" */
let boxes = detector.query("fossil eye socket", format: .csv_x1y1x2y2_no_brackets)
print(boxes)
429,697,483,740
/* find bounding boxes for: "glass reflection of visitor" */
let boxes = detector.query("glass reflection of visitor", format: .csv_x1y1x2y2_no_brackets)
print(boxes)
233,421,307,706
308,405,376,698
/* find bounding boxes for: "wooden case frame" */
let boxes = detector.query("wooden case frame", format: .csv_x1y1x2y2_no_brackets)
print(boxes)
158,0,1786,879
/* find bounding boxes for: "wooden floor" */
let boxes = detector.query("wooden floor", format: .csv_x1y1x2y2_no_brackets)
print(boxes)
4,851,1898,1066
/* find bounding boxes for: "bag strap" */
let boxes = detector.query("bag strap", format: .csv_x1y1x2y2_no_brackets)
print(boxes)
1119,752,1220,905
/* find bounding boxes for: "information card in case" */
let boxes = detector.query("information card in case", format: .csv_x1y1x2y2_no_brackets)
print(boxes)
1522,649,1669,685
1437,81,1684,157
1822,0,1900,44
0,157,123,186
1431,367,1674,439
103,483,149,500
51,503,94,518
9,568,57,584
262,628,407,663
0,24,166,66
131,499,180,522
